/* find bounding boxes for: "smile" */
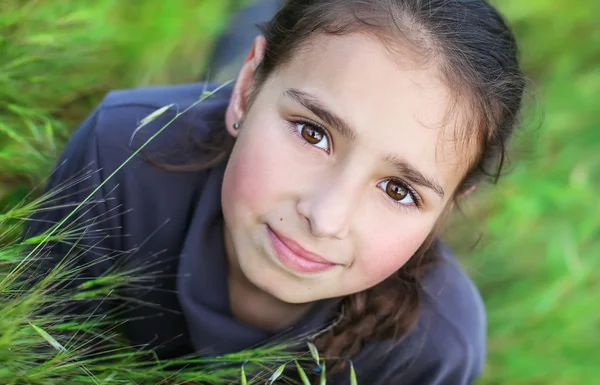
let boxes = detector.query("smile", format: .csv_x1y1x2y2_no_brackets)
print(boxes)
267,225,338,274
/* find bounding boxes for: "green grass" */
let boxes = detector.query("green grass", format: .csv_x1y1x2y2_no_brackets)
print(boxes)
0,0,235,200
444,1,600,383
0,0,598,384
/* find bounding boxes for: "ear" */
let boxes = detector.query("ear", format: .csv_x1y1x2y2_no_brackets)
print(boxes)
225,35,268,138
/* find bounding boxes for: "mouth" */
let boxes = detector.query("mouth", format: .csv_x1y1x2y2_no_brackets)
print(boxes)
267,225,339,274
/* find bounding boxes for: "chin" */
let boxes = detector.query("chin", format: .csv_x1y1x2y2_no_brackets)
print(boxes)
270,287,315,304
241,261,323,304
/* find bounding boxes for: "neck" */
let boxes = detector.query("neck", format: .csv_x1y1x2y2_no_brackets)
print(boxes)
227,263,313,332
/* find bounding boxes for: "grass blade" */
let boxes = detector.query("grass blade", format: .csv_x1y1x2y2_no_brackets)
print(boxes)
350,362,358,385
129,103,175,145
268,363,286,384
30,322,66,352
295,361,310,385
240,365,247,385
320,362,327,385
307,341,320,364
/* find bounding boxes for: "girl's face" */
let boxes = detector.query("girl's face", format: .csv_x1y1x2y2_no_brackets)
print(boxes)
222,33,473,304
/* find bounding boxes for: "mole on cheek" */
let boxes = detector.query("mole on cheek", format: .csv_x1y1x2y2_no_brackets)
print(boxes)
280,218,283,221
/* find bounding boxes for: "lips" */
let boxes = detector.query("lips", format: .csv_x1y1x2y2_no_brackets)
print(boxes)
267,226,338,274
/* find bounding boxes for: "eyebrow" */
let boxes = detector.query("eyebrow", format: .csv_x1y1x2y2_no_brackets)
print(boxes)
283,88,445,199
283,88,357,141
385,154,445,198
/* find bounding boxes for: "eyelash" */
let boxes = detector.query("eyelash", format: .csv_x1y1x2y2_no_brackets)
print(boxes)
285,117,423,211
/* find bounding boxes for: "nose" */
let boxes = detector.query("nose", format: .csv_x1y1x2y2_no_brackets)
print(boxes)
296,168,359,240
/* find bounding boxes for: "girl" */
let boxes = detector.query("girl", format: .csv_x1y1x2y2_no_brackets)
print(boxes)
25,0,525,383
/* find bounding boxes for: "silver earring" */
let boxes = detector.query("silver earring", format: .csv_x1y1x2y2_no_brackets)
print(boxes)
232,122,240,130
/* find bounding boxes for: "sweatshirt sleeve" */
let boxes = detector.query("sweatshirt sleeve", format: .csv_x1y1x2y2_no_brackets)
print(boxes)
22,106,127,283
20,94,168,304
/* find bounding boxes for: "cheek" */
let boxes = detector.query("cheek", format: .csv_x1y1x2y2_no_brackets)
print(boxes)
222,145,264,220
355,224,431,287
221,130,287,221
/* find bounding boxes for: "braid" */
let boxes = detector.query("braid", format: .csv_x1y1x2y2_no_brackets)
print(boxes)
314,236,440,377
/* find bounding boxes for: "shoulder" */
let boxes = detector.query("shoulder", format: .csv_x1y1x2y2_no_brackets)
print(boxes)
60,81,234,197
351,242,486,385
51,82,233,199
410,242,486,382
54,82,233,246
93,82,233,163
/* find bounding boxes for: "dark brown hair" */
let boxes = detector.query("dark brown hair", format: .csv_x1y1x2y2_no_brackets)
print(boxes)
156,0,525,378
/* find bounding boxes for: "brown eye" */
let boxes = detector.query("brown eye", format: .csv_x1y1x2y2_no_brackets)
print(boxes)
295,122,330,151
377,179,415,204
301,124,324,144
386,180,408,200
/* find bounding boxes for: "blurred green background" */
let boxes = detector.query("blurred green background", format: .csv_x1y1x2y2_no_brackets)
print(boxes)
1,0,597,384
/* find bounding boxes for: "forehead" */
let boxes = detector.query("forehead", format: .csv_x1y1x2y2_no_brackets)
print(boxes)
271,33,474,192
